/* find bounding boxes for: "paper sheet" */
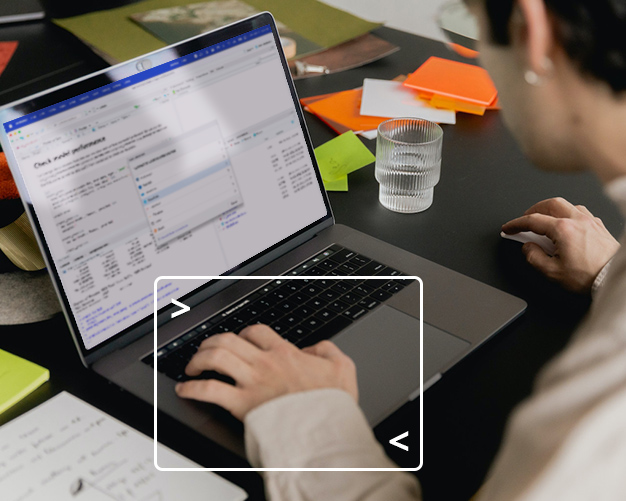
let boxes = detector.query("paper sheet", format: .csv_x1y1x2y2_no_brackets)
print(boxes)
314,131,375,191
0,392,247,501
360,78,456,125
358,130,377,140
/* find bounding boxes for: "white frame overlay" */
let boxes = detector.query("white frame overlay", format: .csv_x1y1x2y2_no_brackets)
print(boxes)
153,275,423,472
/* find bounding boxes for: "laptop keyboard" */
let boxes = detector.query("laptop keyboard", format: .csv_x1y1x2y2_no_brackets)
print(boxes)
143,244,411,382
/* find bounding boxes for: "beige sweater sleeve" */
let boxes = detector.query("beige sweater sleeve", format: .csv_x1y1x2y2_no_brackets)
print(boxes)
244,388,421,501
243,180,626,501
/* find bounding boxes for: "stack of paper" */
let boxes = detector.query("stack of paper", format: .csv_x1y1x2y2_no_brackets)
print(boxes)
302,57,499,142
301,80,456,140
301,88,390,135
403,56,499,115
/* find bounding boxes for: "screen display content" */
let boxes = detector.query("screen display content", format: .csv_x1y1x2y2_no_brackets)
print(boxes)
3,25,327,350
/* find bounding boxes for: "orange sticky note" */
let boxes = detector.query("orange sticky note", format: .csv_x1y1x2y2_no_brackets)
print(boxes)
306,88,390,133
300,92,338,107
404,56,497,107
420,94,487,115
0,41,18,78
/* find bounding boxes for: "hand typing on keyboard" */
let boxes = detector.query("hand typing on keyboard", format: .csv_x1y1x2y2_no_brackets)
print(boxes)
174,324,358,420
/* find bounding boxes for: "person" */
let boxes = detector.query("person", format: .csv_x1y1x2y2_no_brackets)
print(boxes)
176,0,626,498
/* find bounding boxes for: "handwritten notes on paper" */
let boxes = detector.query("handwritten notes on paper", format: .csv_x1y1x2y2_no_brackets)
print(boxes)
0,392,247,501
314,131,375,191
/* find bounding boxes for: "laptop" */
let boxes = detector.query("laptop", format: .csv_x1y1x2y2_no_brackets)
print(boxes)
0,13,526,460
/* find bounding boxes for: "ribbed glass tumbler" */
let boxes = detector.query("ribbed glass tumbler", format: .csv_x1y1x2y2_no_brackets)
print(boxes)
375,118,443,213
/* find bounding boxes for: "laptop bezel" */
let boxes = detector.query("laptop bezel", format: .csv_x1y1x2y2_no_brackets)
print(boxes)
0,12,335,366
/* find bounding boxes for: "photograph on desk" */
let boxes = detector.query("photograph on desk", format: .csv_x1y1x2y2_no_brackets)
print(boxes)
130,0,324,59
0,12,525,471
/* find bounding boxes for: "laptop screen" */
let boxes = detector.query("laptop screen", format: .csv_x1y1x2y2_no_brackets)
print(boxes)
1,18,329,351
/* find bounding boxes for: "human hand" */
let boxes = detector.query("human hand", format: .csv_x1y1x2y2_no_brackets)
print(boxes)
175,324,358,421
502,197,620,294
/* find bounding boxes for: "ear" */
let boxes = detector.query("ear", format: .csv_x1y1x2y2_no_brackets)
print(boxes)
513,0,554,75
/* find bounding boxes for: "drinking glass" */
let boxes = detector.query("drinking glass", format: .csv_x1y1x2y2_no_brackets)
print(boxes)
375,118,443,213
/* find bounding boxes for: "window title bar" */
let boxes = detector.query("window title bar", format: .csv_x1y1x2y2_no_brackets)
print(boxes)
3,24,272,133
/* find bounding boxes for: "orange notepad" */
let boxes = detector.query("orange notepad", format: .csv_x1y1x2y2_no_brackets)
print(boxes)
404,56,498,111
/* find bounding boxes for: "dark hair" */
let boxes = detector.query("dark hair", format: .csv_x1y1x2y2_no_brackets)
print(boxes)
484,0,626,92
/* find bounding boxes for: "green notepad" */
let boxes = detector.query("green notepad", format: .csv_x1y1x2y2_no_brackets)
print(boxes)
0,349,49,414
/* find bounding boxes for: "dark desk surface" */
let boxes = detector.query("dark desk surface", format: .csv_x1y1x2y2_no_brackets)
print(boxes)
0,12,623,501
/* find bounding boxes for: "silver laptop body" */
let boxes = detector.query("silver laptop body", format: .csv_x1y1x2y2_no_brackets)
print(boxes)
0,13,526,459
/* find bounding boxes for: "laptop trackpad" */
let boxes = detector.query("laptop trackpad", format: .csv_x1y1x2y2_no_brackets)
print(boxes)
332,305,470,426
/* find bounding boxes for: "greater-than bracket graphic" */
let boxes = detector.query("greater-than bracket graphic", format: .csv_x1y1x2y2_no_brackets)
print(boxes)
154,275,423,472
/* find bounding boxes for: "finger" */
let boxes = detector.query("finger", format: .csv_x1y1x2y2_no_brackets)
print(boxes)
523,197,577,218
523,242,560,276
574,204,594,218
185,347,253,382
304,340,349,362
239,324,286,350
175,378,241,413
502,213,559,239
197,332,260,363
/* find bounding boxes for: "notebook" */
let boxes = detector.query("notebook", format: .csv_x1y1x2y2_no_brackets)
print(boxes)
0,349,48,414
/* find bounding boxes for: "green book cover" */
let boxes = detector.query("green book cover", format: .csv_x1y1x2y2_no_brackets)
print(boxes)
0,349,49,414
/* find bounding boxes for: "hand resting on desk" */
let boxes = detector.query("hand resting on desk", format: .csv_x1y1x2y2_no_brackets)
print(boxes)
175,324,358,420
502,197,620,294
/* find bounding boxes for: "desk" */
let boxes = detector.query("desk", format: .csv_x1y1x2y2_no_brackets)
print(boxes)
0,12,623,501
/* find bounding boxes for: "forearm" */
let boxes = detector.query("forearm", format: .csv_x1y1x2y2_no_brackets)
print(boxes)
245,389,421,501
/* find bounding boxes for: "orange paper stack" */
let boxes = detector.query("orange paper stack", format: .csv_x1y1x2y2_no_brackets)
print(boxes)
300,88,390,135
403,56,499,115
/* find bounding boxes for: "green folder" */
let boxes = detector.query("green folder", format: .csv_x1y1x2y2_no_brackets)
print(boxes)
0,349,49,414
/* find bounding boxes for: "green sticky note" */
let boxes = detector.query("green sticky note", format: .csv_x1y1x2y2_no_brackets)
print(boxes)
314,131,376,183
322,175,348,191
0,349,49,414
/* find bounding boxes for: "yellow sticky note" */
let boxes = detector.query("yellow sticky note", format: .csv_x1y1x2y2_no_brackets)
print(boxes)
314,131,376,184
0,349,49,414
323,176,348,191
